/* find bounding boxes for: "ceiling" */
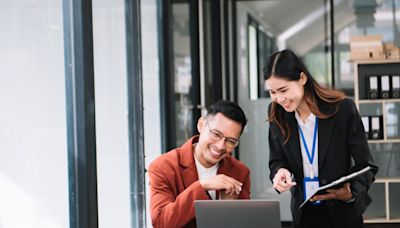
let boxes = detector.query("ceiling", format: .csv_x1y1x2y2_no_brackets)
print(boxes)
237,0,395,54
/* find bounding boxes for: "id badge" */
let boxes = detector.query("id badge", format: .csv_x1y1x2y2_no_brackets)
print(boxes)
303,177,321,205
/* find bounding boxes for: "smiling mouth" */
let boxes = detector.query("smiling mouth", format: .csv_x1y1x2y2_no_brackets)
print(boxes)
208,146,225,159
282,101,291,109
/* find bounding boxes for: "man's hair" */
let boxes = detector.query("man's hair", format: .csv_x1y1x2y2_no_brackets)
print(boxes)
206,100,248,134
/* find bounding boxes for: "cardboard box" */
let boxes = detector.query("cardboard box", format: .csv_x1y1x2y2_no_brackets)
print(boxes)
384,42,400,59
350,35,385,60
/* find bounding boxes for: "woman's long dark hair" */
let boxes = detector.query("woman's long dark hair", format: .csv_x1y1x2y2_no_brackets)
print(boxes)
264,49,346,143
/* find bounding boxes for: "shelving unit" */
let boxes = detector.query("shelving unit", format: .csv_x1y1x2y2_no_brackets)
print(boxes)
353,59,400,224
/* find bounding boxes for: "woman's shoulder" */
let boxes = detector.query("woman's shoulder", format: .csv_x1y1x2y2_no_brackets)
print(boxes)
267,102,273,115
319,97,357,118
334,97,358,117
338,97,356,110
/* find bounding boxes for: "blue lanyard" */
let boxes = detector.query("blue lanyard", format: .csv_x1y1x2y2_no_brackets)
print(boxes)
298,117,318,166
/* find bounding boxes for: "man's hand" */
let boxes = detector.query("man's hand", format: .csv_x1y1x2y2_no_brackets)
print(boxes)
272,168,296,193
311,182,353,202
219,189,239,200
199,174,242,196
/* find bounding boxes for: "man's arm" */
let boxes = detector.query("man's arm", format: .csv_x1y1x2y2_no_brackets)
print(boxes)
148,166,209,228
219,168,251,200
237,168,251,199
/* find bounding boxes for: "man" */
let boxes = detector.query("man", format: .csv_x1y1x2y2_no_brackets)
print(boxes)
148,100,250,228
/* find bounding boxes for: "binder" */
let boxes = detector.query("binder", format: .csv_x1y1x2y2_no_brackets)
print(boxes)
369,115,383,140
380,75,391,99
361,116,370,139
367,75,379,99
392,75,400,98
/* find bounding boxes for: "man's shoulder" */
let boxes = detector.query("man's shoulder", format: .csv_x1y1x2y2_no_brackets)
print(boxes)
149,137,196,173
149,148,181,171
224,156,250,172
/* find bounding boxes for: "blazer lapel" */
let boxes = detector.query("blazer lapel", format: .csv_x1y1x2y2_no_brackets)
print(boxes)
318,103,336,168
182,164,198,189
286,112,303,170
179,136,200,189
318,116,335,168
281,104,337,172
217,158,232,175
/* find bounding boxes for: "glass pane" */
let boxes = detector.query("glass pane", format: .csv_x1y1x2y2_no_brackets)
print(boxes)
234,1,332,222
0,0,68,227
172,2,195,146
92,0,131,227
385,102,400,139
236,0,332,88
282,2,332,86
364,182,386,220
370,143,400,178
142,0,162,226
248,24,258,100
334,0,400,91
389,182,400,219
258,30,275,98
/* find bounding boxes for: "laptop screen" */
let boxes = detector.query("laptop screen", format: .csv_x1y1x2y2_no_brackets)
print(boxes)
194,200,281,228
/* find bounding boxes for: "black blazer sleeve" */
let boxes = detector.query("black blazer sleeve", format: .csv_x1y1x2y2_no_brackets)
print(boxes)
343,98,378,200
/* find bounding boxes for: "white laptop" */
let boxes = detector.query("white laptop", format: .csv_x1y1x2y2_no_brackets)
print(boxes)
194,200,281,228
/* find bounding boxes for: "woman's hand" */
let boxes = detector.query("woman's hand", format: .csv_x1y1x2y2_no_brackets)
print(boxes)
272,168,297,193
311,182,353,202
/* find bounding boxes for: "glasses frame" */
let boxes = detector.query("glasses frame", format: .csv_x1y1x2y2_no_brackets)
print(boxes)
204,118,240,149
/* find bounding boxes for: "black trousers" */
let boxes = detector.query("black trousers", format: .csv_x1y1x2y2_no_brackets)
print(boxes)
295,203,363,228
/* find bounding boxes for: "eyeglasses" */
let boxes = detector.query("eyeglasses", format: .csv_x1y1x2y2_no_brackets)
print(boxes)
205,118,239,149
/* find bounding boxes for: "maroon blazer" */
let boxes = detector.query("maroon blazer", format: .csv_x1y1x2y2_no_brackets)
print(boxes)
148,136,251,228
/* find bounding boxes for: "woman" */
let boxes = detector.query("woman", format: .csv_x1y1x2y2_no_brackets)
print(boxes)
265,49,378,228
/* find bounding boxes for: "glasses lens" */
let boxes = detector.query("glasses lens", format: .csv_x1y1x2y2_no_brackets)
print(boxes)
206,119,238,148
225,139,238,148
209,130,222,141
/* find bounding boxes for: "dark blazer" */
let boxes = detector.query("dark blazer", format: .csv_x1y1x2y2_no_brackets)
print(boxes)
148,135,251,228
268,98,378,226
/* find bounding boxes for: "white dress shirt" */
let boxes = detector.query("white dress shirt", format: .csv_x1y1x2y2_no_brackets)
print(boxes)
194,155,219,199
295,111,319,179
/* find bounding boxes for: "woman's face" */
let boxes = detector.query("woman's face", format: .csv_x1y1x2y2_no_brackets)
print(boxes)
265,73,307,112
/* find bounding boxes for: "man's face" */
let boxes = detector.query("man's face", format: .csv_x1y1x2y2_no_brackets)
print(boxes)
195,113,242,168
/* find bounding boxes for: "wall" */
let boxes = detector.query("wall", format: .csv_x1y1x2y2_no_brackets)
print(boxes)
142,0,162,227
